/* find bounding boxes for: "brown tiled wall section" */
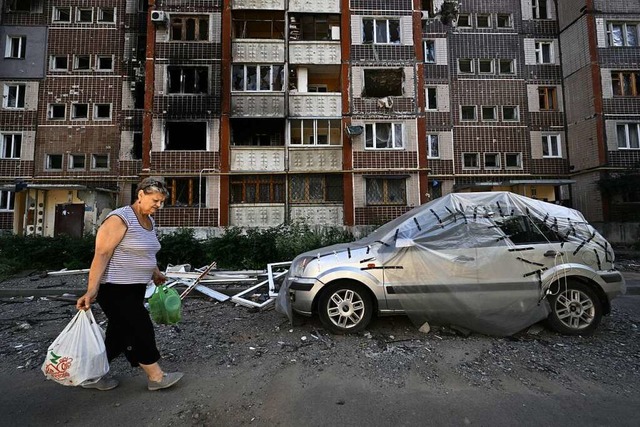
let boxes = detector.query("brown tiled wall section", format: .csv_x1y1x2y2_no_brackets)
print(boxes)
150,151,219,174
353,151,417,170
0,161,34,179
0,212,13,230
155,207,218,227
354,206,412,226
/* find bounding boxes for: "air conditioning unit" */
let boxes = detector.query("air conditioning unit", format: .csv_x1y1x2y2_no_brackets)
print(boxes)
150,10,165,23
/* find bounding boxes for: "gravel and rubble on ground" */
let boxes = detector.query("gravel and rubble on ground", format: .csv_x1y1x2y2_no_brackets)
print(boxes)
0,251,639,401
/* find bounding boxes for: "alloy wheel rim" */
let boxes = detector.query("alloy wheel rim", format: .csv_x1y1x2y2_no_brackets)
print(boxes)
326,289,365,329
554,289,595,330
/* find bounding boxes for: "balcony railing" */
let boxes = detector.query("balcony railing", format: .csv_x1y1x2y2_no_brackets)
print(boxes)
231,93,285,117
289,0,340,13
288,146,342,171
232,39,285,63
289,41,340,64
231,0,286,10
288,93,341,117
230,147,285,171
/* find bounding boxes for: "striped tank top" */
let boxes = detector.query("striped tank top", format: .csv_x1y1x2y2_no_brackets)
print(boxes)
101,205,161,285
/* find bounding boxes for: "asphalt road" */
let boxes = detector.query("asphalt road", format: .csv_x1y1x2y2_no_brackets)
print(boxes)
1,272,639,427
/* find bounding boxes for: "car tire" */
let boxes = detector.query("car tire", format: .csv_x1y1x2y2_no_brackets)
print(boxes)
547,281,603,335
318,282,373,334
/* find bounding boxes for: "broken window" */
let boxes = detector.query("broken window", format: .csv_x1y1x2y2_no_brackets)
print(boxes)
482,106,497,121
1,133,22,159
457,14,471,27
496,215,561,244
289,119,341,146
97,55,114,71
426,87,437,110
479,59,494,74
612,71,640,96
289,14,340,41
290,174,343,203
458,58,473,74
534,41,553,64
5,36,26,59
608,22,638,47
424,40,435,63
497,14,512,28
0,191,15,211
73,55,90,70
427,134,439,158
499,59,515,74
365,177,406,205
505,152,522,169
476,14,491,28
462,153,479,169
165,122,207,150
362,18,400,44
132,132,143,160
52,6,71,22
97,7,115,23
76,8,93,23
94,104,112,120
502,106,519,121
165,177,205,207
3,84,26,109
617,123,640,149
46,154,63,169
71,103,88,119
232,64,284,91
233,10,285,39
168,66,209,94
91,154,109,169
461,105,477,121
538,86,558,110
421,0,434,17
365,123,404,150
171,16,209,41
50,55,68,70
48,104,65,120
231,119,284,146
484,153,501,169
230,175,285,203
532,0,549,19
69,154,85,169
362,68,403,98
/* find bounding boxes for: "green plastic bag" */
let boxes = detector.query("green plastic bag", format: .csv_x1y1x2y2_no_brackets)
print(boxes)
148,284,182,325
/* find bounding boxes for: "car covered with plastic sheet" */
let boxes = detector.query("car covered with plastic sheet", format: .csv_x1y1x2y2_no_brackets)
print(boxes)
276,192,626,336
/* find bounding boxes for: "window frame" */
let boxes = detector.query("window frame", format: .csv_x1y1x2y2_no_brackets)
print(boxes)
462,153,480,169
5,35,26,59
71,103,89,120
1,133,22,159
364,122,404,150
0,190,15,211
497,14,512,28
68,153,86,170
427,134,439,159
52,6,72,23
73,54,91,71
456,14,471,28
425,87,437,110
616,123,640,149
76,7,93,23
362,18,401,45
498,59,515,75
611,70,640,97
458,58,474,74
484,152,501,169
230,175,285,204
478,58,494,74
289,174,343,203
532,0,549,19
167,66,210,94
542,134,562,158
365,177,407,206
50,55,68,71
231,64,284,92
91,154,109,170
476,14,492,29
481,105,497,121
48,104,66,120
424,40,435,64
97,7,115,24
502,105,520,122
505,152,523,169
46,154,63,170
93,103,112,120
538,86,558,110
170,15,210,42
460,105,477,122
289,119,342,146
3,84,26,109
534,41,554,64
607,22,639,47
96,55,114,71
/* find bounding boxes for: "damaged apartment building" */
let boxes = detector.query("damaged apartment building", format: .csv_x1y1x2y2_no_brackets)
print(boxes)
0,0,638,236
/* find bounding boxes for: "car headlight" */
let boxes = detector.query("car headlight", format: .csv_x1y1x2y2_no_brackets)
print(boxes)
291,256,316,277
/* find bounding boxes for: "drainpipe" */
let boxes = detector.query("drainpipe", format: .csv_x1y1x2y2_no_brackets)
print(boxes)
142,1,157,172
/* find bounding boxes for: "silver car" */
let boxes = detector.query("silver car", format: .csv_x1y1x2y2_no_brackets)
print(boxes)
277,192,626,336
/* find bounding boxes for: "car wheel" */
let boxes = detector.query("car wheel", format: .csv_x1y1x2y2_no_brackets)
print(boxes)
547,281,603,335
318,282,373,334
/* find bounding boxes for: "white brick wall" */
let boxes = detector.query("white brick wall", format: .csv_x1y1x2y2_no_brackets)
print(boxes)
530,131,543,159
601,69,613,99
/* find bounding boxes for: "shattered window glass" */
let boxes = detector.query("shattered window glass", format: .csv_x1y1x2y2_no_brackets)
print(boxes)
363,18,400,44
424,40,435,63
627,24,638,46
365,123,404,149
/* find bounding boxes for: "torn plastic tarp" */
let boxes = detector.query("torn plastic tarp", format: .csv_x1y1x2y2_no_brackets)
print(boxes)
277,192,616,336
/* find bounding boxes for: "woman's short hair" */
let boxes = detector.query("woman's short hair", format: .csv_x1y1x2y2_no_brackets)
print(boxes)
136,177,170,198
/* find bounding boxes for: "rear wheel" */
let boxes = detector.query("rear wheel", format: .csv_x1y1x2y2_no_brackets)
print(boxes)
547,281,603,335
318,282,373,334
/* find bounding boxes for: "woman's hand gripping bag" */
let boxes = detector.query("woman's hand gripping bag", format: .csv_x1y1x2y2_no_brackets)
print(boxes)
41,309,109,386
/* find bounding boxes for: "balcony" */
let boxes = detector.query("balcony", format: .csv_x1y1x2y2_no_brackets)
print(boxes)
229,205,285,227
289,0,340,13
232,0,285,10
289,41,340,65
288,147,342,171
289,93,341,117
290,205,343,226
232,39,285,63
230,147,285,172
231,93,285,117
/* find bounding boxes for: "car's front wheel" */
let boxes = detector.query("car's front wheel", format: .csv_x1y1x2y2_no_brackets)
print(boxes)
547,281,603,335
318,282,373,334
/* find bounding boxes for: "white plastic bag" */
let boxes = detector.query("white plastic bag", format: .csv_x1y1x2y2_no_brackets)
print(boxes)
41,309,109,386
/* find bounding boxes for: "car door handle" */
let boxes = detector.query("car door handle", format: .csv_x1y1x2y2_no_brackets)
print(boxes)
544,250,563,257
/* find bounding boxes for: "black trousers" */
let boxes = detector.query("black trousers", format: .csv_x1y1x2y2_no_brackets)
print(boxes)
97,283,161,367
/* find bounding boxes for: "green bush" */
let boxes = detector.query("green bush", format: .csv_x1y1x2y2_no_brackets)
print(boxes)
0,224,355,278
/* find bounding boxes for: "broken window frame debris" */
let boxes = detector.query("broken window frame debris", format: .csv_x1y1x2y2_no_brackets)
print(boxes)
5,35,26,59
289,14,340,41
